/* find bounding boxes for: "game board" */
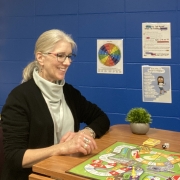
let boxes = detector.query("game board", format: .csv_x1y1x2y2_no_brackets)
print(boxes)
67,142,180,180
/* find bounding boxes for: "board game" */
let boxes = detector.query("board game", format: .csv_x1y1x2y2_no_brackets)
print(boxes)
67,142,180,180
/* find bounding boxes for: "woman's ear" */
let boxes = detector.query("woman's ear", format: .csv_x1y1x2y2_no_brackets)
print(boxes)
36,52,44,66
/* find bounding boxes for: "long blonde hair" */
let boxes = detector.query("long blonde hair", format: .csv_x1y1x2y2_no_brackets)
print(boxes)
22,29,76,83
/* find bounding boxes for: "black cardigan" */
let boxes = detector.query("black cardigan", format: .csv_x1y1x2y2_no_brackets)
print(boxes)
1,79,110,180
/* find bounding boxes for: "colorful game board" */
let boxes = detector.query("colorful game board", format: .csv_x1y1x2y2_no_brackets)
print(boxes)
67,142,180,180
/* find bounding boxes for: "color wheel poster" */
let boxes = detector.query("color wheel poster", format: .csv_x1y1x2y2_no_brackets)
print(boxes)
142,66,172,103
97,39,123,74
142,22,171,59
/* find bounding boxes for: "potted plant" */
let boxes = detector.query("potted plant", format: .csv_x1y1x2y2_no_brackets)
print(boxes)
125,107,152,135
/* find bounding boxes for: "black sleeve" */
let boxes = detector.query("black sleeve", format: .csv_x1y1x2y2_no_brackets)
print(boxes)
64,84,110,138
1,88,29,171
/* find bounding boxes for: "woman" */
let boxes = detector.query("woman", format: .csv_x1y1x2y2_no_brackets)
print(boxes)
1,29,110,180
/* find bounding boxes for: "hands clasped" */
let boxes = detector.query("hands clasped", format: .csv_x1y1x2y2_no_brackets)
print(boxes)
59,131,97,155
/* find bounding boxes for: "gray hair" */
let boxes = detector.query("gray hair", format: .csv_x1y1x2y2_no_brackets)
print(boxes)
22,29,76,83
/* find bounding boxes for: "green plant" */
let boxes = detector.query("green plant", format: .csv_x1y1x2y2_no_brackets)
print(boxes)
125,107,152,123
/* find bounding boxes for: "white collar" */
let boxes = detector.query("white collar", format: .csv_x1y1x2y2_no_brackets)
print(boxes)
33,68,65,103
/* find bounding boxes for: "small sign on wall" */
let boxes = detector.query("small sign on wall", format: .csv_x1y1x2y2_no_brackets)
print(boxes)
142,65,172,103
97,39,123,74
142,22,171,59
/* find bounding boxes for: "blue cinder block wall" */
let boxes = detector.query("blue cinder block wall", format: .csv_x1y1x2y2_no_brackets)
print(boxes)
0,0,180,131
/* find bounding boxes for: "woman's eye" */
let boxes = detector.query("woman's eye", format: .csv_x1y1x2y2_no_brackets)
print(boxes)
57,54,65,58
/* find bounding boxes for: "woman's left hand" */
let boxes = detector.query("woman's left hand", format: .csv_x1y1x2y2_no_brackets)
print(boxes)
58,131,97,155
60,131,77,143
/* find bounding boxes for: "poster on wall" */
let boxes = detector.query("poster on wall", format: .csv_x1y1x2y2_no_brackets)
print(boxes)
142,22,171,59
97,39,123,74
142,66,172,103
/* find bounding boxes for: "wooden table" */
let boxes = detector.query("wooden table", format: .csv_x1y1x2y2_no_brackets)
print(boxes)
29,124,180,180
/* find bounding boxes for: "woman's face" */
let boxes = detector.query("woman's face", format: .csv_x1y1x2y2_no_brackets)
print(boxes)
37,40,72,82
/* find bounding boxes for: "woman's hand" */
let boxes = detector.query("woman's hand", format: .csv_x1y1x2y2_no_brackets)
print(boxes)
60,131,77,143
58,131,97,155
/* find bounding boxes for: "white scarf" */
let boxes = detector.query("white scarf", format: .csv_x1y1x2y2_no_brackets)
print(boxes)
33,68,74,144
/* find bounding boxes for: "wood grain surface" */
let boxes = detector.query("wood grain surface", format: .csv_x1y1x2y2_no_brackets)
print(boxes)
30,124,180,180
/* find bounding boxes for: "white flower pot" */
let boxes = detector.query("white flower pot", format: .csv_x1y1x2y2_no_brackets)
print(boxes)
130,123,150,135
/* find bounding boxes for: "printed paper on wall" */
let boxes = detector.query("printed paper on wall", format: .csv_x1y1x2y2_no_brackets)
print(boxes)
142,23,171,59
142,66,172,103
97,39,123,74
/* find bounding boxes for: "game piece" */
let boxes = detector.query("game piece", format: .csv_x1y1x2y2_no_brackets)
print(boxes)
165,143,170,148
162,143,169,149
131,166,136,178
162,144,167,149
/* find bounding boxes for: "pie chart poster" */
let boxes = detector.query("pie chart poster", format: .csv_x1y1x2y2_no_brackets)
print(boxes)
97,39,123,74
